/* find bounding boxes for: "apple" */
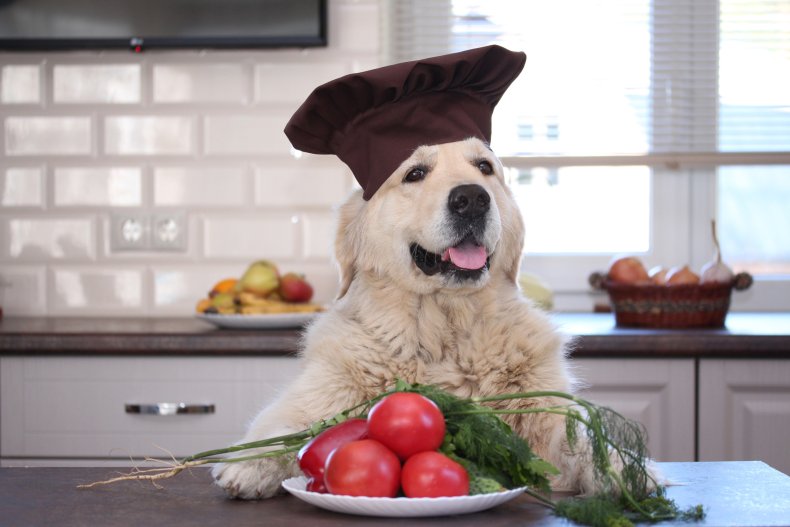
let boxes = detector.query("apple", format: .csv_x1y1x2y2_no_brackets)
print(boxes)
666,265,700,285
279,273,314,303
608,256,649,284
239,260,280,296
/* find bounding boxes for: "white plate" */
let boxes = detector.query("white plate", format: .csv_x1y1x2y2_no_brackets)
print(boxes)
281,476,527,518
196,312,319,329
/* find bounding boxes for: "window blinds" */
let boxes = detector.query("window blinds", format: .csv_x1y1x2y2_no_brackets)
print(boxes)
386,0,790,163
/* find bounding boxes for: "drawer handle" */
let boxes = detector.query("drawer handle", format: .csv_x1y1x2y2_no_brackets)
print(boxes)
125,403,215,415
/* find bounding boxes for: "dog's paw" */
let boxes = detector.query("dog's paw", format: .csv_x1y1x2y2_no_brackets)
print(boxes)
211,457,298,500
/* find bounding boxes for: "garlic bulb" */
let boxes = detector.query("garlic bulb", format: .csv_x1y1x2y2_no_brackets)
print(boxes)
701,219,734,283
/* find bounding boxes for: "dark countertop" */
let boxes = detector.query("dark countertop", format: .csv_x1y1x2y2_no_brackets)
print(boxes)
1,312,789,357
0,462,789,526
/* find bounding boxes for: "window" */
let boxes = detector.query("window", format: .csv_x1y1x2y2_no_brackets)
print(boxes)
386,0,790,311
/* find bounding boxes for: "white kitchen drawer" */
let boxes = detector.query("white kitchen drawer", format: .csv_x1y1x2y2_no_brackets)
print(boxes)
0,356,302,460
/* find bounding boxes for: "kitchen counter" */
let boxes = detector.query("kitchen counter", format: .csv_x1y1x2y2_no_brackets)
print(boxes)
1,461,789,526
1,312,789,357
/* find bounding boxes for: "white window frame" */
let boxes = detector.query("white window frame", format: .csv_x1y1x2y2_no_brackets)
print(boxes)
504,154,790,311
383,0,790,312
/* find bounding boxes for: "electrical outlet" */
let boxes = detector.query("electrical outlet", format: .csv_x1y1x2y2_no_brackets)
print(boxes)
110,210,188,252
110,212,150,251
151,211,188,251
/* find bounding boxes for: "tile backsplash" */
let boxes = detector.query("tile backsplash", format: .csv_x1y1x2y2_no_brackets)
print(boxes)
0,0,380,317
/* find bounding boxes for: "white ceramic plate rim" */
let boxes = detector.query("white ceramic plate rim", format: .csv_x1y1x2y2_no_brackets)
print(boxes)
196,312,319,329
281,476,528,517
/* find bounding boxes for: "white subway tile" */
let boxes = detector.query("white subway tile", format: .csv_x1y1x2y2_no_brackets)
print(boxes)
204,115,290,155
5,117,92,156
153,63,248,103
1,167,43,206
51,267,144,313
0,265,47,315
203,215,298,259
254,163,350,206
1,65,41,104
53,64,141,104
301,212,337,260
7,218,95,260
334,2,380,52
154,166,249,206
54,167,142,206
105,116,193,155
255,63,348,103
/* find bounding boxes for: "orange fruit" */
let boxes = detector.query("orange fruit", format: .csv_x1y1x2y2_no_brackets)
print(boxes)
209,278,238,297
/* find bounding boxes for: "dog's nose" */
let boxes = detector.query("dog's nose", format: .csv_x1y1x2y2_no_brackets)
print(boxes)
448,184,490,218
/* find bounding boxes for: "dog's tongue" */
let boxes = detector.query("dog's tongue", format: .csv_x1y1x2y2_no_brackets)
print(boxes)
443,241,488,270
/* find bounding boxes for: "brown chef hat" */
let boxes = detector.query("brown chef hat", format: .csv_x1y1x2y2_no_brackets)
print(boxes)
284,45,526,200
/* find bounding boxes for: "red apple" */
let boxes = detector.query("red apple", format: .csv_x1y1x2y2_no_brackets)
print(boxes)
279,273,314,303
608,256,649,284
666,265,700,285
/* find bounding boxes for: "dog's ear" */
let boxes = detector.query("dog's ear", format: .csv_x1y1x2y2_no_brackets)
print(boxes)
334,190,366,299
501,192,526,285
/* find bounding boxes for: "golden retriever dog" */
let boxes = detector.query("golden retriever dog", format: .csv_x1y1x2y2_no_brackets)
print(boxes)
212,137,611,499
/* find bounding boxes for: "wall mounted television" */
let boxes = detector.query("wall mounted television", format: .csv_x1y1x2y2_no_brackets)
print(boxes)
0,0,327,51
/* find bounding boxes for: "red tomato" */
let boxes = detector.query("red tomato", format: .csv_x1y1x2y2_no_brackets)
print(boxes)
323,439,401,497
401,451,470,498
366,392,446,460
305,477,327,493
297,418,368,493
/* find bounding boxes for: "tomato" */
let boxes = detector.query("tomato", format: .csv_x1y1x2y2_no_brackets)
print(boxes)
297,418,368,493
366,392,446,460
305,477,327,493
401,451,469,498
323,439,401,497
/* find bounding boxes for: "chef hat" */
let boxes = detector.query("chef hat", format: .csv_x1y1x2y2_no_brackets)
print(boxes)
284,45,526,200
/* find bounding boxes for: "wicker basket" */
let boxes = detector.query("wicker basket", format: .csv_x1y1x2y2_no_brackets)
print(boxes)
588,271,753,328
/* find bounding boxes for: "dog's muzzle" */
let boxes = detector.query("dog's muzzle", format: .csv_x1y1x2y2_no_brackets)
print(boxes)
410,238,490,280
410,183,493,280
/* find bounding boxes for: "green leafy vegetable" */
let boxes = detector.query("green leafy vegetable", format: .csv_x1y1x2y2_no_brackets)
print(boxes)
402,382,557,493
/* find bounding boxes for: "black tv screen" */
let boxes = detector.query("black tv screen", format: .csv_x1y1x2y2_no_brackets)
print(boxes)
0,0,327,51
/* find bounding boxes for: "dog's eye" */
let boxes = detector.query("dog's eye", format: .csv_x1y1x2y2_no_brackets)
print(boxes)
477,160,494,176
404,166,427,183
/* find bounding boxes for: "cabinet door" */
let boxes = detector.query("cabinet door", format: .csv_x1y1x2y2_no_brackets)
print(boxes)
699,359,790,475
1,356,302,461
572,358,695,462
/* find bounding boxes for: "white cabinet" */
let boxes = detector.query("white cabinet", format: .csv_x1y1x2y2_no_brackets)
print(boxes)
571,358,696,462
699,359,790,475
0,356,303,466
4,354,788,472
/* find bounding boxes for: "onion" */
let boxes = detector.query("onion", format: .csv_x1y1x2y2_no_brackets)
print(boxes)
608,256,649,284
666,265,700,285
700,219,734,283
648,265,668,285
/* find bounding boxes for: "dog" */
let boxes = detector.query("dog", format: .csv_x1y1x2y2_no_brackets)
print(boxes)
212,137,613,499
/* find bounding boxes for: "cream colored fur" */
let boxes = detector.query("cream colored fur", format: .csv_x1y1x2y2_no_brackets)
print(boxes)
213,138,607,499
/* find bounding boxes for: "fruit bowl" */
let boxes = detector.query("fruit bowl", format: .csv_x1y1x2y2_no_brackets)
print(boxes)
589,271,753,328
